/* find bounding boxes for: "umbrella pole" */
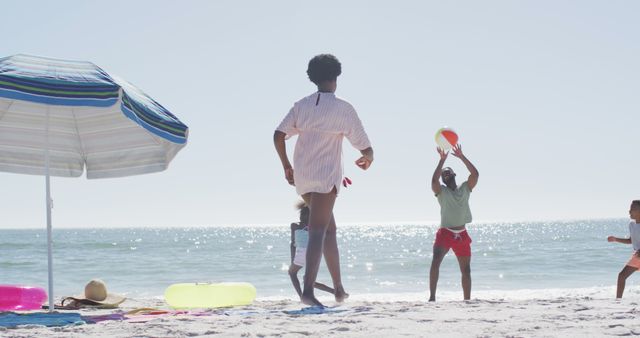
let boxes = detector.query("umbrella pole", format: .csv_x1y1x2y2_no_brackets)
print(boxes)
45,165,53,312
45,108,54,312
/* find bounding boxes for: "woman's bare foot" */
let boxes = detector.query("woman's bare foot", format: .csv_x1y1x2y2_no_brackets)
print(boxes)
301,292,324,307
334,286,349,303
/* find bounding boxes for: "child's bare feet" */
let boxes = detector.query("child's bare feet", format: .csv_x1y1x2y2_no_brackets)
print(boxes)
334,287,349,303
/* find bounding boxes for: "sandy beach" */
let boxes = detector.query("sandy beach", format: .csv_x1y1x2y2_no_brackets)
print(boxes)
2,3,640,338
3,287,640,337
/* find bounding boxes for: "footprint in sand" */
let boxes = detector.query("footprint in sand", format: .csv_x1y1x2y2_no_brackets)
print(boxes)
574,305,593,312
476,319,500,323
607,327,640,336
290,330,312,336
612,315,634,320
351,306,373,313
332,327,350,332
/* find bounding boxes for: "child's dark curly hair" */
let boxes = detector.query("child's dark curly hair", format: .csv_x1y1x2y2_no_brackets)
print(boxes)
296,200,310,223
307,54,342,85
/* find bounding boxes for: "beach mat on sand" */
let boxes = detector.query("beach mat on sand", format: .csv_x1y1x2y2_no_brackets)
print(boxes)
82,313,126,323
283,306,347,315
123,308,215,323
82,308,216,324
0,312,84,328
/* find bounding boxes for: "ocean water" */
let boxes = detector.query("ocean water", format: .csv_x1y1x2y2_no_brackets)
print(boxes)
0,219,637,301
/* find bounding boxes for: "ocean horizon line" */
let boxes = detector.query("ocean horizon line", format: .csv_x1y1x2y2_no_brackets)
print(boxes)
0,216,628,230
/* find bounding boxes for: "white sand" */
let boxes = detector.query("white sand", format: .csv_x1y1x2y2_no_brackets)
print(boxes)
3,289,640,337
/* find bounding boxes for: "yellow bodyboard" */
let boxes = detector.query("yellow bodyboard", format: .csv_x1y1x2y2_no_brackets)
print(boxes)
164,282,257,309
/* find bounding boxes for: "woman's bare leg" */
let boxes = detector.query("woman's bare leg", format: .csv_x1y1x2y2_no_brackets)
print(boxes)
323,213,348,302
300,190,336,306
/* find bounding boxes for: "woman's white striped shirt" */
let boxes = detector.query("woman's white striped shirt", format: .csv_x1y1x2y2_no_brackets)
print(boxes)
277,92,371,195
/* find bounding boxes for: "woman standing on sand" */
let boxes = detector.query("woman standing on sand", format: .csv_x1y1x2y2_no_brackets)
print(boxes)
274,54,374,307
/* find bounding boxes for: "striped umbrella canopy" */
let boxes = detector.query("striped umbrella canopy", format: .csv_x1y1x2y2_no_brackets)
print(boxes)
0,54,189,310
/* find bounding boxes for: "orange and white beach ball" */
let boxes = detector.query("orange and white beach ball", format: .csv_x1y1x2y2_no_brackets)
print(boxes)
435,127,458,150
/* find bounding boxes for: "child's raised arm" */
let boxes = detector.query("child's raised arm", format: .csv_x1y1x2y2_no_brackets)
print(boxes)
290,223,297,263
607,236,632,244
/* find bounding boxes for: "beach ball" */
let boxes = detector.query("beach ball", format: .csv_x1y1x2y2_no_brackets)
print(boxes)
435,127,458,150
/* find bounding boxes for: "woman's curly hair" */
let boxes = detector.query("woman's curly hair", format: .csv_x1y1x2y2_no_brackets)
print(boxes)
307,54,342,85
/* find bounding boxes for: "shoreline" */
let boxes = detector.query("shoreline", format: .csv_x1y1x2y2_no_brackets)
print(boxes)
3,287,640,337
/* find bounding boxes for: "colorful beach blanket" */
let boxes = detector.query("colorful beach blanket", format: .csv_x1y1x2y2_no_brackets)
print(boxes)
0,312,84,328
82,313,127,324
123,308,215,323
283,306,348,315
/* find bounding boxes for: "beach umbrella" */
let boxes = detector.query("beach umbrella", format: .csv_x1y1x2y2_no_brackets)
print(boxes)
0,54,189,311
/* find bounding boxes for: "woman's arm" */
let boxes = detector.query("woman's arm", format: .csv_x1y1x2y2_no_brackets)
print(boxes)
274,131,294,185
355,147,374,170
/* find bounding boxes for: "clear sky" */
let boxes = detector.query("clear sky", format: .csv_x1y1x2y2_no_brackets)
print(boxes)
1,1,639,228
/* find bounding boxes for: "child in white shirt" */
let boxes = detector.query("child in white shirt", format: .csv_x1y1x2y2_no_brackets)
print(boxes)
607,200,640,298
288,201,335,299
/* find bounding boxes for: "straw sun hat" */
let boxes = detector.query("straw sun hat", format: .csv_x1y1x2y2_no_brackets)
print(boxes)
64,279,126,308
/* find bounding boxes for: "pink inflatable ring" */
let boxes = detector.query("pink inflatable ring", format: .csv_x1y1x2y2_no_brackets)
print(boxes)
0,285,47,311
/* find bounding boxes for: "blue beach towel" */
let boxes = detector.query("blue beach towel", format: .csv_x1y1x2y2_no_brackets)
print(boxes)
0,312,85,328
283,306,347,315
